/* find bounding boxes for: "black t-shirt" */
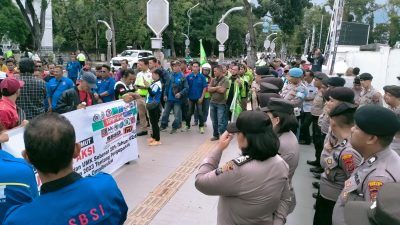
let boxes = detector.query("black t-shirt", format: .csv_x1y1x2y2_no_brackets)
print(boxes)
114,83,136,100
227,77,237,105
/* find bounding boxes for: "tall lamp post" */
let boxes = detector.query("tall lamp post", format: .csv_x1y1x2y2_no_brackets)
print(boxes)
186,3,200,58
97,20,112,64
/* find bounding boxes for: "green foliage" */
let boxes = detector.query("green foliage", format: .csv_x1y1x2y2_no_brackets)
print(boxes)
0,0,29,44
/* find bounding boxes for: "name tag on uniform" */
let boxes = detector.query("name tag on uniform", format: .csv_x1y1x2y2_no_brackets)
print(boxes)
233,155,251,166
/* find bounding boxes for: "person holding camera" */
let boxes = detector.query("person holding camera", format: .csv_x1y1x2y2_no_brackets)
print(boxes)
307,48,325,72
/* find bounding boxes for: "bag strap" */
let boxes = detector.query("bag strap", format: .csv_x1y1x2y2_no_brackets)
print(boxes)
51,79,62,97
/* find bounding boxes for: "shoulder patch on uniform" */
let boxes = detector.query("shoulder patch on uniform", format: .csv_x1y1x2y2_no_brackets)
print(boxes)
233,155,252,166
342,154,355,173
215,161,235,176
368,181,383,201
367,156,377,166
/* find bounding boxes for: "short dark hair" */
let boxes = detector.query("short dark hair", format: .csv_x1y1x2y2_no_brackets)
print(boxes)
305,69,314,77
48,62,56,67
121,59,128,64
152,68,162,80
138,58,149,65
241,126,280,161
19,58,35,74
214,65,223,72
95,65,102,71
353,67,360,75
123,69,135,78
6,58,15,65
101,64,110,71
54,65,64,70
191,61,200,67
148,57,157,63
24,113,76,174
271,111,299,134
377,135,396,148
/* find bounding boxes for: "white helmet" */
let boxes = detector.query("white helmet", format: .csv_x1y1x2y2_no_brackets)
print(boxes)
201,63,211,70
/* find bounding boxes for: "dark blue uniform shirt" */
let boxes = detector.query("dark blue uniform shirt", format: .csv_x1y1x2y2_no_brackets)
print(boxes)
0,150,38,223
96,77,116,103
187,72,207,101
3,172,128,225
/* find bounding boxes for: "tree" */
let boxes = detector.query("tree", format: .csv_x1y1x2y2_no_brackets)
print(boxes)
15,0,49,51
0,0,29,45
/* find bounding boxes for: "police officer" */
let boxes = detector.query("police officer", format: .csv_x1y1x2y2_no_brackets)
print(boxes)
383,85,400,154
195,111,291,225
358,73,383,107
0,149,38,222
262,98,300,214
3,113,128,225
280,68,307,108
313,102,362,225
332,106,400,225
344,183,400,225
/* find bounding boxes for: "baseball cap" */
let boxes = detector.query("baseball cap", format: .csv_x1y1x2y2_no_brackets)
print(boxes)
80,72,97,89
227,111,272,134
345,183,400,225
288,68,304,78
260,97,295,114
0,77,24,95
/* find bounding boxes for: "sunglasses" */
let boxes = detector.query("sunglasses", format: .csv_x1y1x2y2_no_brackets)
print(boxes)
100,71,107,73
284,70,289,73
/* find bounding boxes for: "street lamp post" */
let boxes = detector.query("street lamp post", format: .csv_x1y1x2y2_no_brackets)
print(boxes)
182,33,190,57
97,20,112,64
186,3,199,58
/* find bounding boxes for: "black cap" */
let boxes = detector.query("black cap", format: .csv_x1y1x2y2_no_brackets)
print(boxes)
255,66,270,76
260,77,284,91
359,73,373,81
383,85,400,98
354,77,361,84
345,183,400,225
314,72,329,80
258,93,281,108
328,77,346,87
321,78,329,87
260,82,279,94
329,102,357,117
328,87,355,103
354,105,400,136
227,111,272,133
260,97,294,114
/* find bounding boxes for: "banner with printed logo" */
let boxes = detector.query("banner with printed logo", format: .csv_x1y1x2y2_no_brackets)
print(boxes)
3,100,138,179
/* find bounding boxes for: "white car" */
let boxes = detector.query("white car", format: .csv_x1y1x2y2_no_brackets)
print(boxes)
110,50,153,71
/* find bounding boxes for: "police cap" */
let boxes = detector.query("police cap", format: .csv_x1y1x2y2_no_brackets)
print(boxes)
257,93,281,108
260,77,284,91
383,85,400,98
227,111,272,134
260,97,294,114
314,72,329,80
359,73,373,81
255,66,270,76
260,82,279,94
329,102,357,117
328,87,355,103
354,105,400,137
288,68,304,78
328,77,346,87
345,183,400,225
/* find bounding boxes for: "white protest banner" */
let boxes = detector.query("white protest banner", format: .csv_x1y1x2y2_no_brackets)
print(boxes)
3,100,139,178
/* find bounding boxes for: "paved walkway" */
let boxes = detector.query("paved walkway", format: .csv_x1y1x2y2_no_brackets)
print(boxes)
113,119,316,225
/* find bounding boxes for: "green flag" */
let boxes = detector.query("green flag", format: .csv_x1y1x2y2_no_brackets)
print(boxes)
230,83,242,122
200,39,207,65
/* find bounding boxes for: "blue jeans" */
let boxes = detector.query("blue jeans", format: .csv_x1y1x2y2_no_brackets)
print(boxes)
161,101,182,129
210,102,227,137
195,98,210,124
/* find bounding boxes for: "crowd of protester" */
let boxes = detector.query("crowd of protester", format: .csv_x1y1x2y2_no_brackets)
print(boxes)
1,47,400,225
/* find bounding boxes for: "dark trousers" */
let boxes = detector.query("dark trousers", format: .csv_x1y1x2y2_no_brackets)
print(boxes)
148,107,161,141
188,99,204,127
313,193,336,225
181,99,190,127
300,112,313,143
312,115,326,163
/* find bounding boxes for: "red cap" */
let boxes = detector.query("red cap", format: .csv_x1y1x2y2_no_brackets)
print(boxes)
0,77,24,95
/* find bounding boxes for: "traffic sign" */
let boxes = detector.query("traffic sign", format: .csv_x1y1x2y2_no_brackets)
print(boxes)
271,24,281,32
216,23,229,45
147,0,169,37
105,29,112,41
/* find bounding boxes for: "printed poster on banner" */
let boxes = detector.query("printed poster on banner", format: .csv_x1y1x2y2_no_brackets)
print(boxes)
2,100,139,180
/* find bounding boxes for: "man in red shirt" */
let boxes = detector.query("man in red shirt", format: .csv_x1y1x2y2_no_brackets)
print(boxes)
0,78,25,129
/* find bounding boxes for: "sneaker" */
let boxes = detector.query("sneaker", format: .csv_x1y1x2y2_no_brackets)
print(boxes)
200,127,205,134
160,127,167,132
137,131,148,136
210,136,219,141
192,122,198,126
181,126,189,132
170,129,177,134
149,140,162,146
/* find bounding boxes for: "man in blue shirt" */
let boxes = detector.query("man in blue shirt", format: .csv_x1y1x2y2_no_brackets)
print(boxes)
46,65,75,112
186,61,207,134
66,54,82,84
3,113,128,225
0,150,38,222
160,61,188,134
94,64,116,103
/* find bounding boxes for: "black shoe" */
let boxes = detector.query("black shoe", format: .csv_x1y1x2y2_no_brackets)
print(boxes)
299,140,311,145
210,136,219,141
307,160,320,167
137,131,148,136
310,167,324,173
312,181,320,189
313,172,321,179
312,192,319,199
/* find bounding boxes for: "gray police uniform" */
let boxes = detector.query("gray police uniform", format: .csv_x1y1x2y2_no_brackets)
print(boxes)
319,139,362,201
332,148,400,225
195,148,291,225
359,87,383,107
389,106,400,155
278,131,299,213
280,83,307,108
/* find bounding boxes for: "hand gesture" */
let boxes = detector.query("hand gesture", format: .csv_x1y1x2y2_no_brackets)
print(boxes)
217,131,234,151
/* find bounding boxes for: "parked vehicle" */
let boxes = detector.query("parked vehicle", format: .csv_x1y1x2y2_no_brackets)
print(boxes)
110,50,153,70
